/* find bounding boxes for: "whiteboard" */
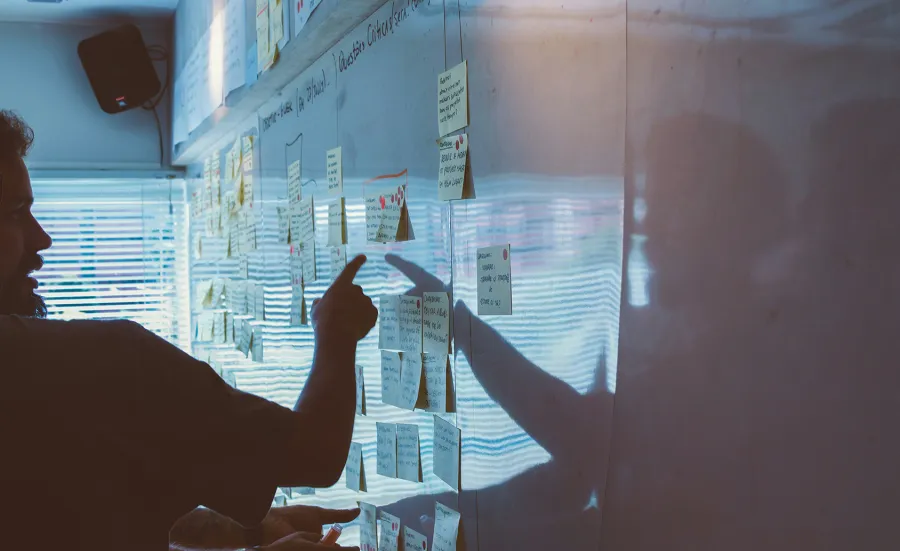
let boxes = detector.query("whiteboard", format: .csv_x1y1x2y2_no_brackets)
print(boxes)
188,1,624,550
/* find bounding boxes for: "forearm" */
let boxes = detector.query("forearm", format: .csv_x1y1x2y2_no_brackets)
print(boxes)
283,333,357,486
169,507,248,551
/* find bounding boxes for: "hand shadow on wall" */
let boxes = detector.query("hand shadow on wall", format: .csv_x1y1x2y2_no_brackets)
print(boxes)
378,253,613,551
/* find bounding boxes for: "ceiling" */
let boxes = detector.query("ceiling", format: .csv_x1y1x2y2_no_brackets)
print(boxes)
0,0,179,23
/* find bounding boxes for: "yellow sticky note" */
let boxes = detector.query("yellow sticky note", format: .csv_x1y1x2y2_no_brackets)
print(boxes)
255,0,270,70
438,133,470,201
327,146,343,195
327,197,347,246
376,422,397,479
269,0,284,44
437,60,468,137
433,416,460,490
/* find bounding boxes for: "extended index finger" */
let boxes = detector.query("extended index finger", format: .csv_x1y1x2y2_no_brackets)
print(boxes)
333,255,367,287
316,507,361,524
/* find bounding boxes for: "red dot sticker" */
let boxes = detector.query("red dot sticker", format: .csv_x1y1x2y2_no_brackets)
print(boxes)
455,141,459,151
503,248,508,260
416,299,420,309
459,135,464,145
379,196,386,209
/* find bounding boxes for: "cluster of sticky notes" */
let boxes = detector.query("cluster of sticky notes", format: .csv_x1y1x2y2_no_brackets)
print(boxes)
357,502,460,551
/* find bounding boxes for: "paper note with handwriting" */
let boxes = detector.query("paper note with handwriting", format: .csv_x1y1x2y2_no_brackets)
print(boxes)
196,312,214,342
211,153,222,206
381,351,403,408
327,147,343,195
434,416,460,490
359,502,378,551
287,159,302,206
237,319,252,356
476,245,512,315
399,296,423,354
365,181,409,243
294,197,316,282
437,60,468,137
422,354,454,413
242,135,254,172
239,256,250,279
379,511,401,551
191,190,204,219
345,441,366,492
290,283,306,326
330,245,347,280
356,364,367,416
327,198,347,246
404,527,427,551
243,209,258,252
423,292,451,354
212,311,226,344
379,295,401,350
276,206,290,244
254,281,266,321
432,503,460,551
399,353,424,411
293,0,321,35
240,173,255,209
397,423,422,483
250,327,264,362
269,0,284,44
376,422,397,478
438,133,470,201
192,233,203,259
255,0,270,71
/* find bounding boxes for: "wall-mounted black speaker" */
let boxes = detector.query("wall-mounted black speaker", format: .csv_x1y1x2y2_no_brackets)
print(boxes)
77,24,161,114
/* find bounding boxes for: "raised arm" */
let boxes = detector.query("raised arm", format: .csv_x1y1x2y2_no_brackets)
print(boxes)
278,255,377,487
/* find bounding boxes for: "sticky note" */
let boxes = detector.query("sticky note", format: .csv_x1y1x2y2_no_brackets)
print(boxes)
399,353,424,410
422,354,454,412
438,133,470,201
327,147,343,195
399,296,423,354
212,279,226,308
297,197,317,283
255,0,270,71
330,245,347,280
423,292,451,354
359,502,378,551
379,295,401,350
327,198,347,246
241,173,255,208
356,364,367,416
242,135,254,172
379,511,401,551
269,0,284,45
277,206,290,244
239,256,250,279
197,279,214,309
237,319,252,356
345,441,366,492
404,527,428,551
254,282,266,321
476,245,512,315
224,190,238,216
192,233,203,259
287,159,302,205
211,153,221,206
433,416,460,490
437,60,468,137
224,311,234,343
251,327,264,362
397,423,422,483
381,351,403,408
242,209,258,252
376,422,397,478
290,284,306,326
365,183,410,243
432,503,460,551
196,312,213,341
212,311,226,344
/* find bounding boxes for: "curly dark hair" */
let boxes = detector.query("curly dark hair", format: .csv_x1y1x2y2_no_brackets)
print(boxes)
0,109,34,160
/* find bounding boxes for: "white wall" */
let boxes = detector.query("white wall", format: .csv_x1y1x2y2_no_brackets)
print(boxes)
0,20,172,170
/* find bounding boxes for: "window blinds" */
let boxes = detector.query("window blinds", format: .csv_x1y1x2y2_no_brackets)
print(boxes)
30,177,192,351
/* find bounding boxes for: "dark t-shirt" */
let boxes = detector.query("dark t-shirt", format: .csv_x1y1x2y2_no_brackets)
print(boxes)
0,315,296,550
